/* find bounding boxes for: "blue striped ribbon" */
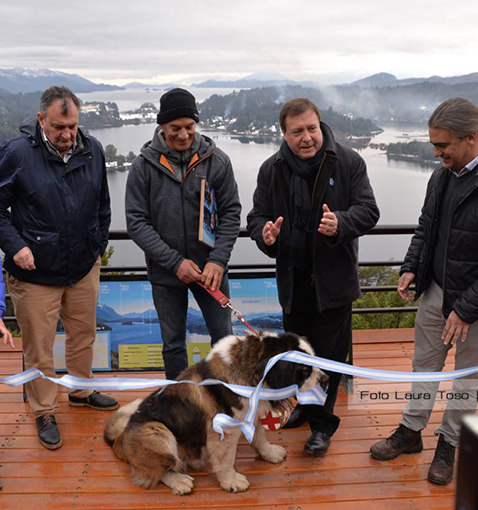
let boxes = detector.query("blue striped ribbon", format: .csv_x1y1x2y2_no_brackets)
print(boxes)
2,351,477,443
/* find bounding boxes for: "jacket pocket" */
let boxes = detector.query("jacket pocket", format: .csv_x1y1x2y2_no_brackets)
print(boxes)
22,229,60,272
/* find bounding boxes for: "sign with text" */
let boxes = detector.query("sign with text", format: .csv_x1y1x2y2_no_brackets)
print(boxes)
54,330,111,371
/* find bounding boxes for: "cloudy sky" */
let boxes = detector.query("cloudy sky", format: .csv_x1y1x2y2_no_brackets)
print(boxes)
1,0,478,86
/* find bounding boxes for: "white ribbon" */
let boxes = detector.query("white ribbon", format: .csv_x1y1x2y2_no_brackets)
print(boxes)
2,351,477,443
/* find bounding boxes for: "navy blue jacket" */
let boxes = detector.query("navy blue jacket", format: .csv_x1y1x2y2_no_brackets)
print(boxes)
0,117,111,286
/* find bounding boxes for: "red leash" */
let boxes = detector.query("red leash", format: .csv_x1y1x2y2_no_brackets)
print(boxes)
196,282,260,338
197,282,294,432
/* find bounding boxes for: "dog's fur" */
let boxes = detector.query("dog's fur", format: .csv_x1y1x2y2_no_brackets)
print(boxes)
104,332,327,495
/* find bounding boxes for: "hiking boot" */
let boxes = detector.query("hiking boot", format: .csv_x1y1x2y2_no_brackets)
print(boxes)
35,415,62,450
428,434,455,485
370,424,423,460
69,391,119,410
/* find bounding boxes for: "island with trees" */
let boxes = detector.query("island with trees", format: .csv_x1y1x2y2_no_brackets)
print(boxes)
386,141,436,167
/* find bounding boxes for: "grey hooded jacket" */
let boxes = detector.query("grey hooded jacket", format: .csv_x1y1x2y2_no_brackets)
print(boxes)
125,127,241,286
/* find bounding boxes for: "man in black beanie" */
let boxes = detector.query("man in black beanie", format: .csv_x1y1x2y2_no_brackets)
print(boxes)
126,88,241,380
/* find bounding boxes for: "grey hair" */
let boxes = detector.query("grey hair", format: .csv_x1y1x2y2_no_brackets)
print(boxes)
39,86,81,116
428,97,478,138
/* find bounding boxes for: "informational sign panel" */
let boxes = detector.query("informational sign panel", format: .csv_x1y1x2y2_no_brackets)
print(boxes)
53,330,111,371
54,277,282,372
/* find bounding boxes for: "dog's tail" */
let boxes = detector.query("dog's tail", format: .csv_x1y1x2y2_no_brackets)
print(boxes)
104,398,143,448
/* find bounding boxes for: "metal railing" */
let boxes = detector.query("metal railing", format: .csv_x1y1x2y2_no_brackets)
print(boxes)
3,224,419,322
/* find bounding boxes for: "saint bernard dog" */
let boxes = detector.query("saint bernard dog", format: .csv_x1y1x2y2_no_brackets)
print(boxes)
104,332,327,495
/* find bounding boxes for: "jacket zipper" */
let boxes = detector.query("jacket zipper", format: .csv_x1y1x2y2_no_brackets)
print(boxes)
179,155,189,258
183,150,214,181
310,156,327,312
61,147,91,285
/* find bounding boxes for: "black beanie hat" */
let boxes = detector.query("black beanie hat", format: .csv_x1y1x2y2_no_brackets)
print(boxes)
156,88,199,125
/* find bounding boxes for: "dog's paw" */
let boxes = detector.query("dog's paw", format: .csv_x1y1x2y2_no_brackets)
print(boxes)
259,443,287,464
220,471,250,493
161,472,195,495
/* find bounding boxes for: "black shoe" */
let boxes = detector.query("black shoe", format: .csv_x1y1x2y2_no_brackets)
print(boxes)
428,434,455,485
35,415,62,450
304,431,331,455
282,406,307,429
68,391,119,411
0,477,2,489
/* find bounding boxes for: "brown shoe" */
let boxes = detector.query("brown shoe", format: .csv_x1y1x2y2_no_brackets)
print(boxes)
370,424,423,460
428,434,455,485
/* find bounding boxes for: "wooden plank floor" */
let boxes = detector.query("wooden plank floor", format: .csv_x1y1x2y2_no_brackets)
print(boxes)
0,329,458,510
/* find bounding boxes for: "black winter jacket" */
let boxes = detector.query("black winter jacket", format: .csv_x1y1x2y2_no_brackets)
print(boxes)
401,165,478,323
0,117,110,285
247,123,380,313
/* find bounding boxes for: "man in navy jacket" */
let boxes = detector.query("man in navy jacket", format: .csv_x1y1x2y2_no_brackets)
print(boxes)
0,86,118,450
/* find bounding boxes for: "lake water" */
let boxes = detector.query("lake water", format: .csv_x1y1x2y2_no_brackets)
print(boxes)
79,88,435,266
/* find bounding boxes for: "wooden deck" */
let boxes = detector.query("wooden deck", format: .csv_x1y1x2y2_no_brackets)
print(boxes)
0,329,457,510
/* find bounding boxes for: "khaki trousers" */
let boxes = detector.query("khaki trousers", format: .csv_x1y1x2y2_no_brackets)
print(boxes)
401,280,478,446
8,258,101,417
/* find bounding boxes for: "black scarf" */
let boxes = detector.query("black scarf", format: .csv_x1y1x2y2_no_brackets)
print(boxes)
281,140,323,270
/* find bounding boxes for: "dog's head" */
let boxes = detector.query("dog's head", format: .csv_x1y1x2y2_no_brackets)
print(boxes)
259,332,328,392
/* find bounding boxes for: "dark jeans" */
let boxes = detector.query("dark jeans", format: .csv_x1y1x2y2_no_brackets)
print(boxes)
152,276,233,380
283,272,352,437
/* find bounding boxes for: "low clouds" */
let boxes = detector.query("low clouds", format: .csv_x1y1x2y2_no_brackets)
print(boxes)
1,0,477,84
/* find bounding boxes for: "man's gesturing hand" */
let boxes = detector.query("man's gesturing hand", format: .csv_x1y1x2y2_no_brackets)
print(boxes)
262,217,283,246
13,246,36,271
318,204,339,236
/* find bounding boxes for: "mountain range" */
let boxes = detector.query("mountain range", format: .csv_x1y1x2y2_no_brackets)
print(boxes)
350,72,478,88
190,71,478,89
0,67,124,93
4,67,478,95
96,303,204,323
191,72,303,88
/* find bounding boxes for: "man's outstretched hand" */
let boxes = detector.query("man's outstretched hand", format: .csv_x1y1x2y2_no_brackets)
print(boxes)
262,217,283,246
